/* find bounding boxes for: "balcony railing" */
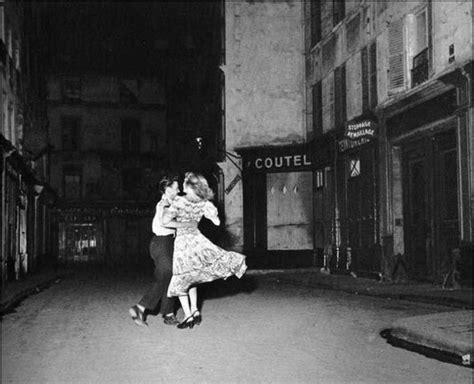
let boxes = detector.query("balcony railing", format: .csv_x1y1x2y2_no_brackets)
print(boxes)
411,48,429,88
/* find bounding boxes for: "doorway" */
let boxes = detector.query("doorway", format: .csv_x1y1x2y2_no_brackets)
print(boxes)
402,128,459,280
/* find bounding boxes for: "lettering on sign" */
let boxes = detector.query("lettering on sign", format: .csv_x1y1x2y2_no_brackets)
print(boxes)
339,119,377,152
251,154,312,171
225,174,241,195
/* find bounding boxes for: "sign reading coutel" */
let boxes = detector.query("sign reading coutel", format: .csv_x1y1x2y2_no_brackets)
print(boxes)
248,154,312,171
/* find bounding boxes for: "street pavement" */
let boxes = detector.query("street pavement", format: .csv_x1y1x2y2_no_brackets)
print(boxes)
1,265,473,383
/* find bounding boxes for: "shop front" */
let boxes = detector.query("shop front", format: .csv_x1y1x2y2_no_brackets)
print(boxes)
383,83,469,282
238,144,314,268
336,117,380,276
54,205,154,265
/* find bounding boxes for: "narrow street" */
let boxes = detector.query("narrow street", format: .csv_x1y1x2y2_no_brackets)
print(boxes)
1,269,471,384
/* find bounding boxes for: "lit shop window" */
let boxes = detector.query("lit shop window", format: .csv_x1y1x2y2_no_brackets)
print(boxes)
349,158,361,178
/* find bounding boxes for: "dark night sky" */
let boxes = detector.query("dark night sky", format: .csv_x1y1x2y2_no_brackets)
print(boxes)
41,2,221,76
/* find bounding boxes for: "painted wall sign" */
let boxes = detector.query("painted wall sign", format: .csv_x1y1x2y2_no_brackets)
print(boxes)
338,119,377,152
225,174,241,194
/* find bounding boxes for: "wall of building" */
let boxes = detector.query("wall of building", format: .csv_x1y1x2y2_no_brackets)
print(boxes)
222,0,305,251
47,72,167,264
47,73,166,201
1,1,54,286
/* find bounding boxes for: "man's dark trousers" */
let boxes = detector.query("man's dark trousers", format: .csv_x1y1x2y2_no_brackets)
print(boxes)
139,234,175,314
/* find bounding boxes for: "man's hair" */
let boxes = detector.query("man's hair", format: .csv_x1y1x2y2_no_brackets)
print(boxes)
184,172,214,200
158,173,179,195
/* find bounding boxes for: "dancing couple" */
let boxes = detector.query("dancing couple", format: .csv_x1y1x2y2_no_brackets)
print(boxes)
129,172,247,329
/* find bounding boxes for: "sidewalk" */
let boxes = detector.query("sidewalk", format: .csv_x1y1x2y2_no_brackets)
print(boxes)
0,267,64,315
258,268,473,366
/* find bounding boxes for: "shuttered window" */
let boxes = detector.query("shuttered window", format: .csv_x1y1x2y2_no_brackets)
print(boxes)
346,14,361,54
310,0,321,46
323,35,336,74
362,42,378,111
388,19,405,91
312,81,323,136
62,116,81,151
334,64,346,131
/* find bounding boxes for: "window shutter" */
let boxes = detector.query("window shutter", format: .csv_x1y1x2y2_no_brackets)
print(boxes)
311,1,321,46
388,19,405,91
361,46,369,111
312,82,322,136
369,42,378,109
334,65,346,130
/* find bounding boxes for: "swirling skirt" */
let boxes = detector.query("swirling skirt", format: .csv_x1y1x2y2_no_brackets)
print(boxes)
167,230,247,297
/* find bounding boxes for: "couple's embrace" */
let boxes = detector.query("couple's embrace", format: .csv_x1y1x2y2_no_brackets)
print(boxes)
129,172,247,329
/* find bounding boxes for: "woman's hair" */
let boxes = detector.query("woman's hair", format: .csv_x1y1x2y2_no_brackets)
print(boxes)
158,173,179,195
184,172,214,201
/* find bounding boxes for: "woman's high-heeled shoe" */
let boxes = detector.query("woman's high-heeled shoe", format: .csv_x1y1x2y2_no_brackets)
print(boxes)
177,316,195,329
192,310,202,325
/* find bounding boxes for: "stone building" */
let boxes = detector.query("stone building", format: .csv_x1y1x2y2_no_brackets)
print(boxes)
221,0,307,268
1,0,55,288
47,73,167,265
304,0,472,281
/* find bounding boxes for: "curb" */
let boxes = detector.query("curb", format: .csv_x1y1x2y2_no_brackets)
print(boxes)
272,276,473,310
0,275,62,315
390,311,473,366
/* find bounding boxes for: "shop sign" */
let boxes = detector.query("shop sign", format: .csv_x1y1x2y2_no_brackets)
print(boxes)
246,153,312,171
338,119,377,152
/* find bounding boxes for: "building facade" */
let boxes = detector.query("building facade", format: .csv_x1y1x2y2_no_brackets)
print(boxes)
305,0,472,281
221,0,307,267
47,73,167,265
1,0,55,289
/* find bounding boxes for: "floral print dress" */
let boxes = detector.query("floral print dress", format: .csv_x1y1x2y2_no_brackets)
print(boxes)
166,195,247,297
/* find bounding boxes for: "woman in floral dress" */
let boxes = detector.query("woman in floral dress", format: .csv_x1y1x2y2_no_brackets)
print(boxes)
163,172,247,329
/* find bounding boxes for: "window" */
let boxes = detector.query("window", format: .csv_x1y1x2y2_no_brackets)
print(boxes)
0,5,4,42
334,64,346,131
315,169,325,189
62,76,81,101
349,158,360,178
63,166,82,199
322,35,336,74
312,81,322,137
411,8,429,87
121,118,140,151
310,0,321,46
333,0,345,26
61,116,81,151
119,79,138,104
346,14,360,54
122,168,141,194
220,0,225,64
362,42,378,111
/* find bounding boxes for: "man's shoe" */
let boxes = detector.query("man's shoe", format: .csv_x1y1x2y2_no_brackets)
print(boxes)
163,314,179,325
129,305,148,327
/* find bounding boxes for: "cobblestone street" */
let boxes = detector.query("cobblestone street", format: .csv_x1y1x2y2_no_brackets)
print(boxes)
1,268,472,383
